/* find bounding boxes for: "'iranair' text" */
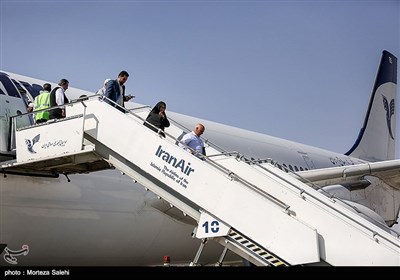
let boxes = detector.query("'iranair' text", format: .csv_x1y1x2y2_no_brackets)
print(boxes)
155,145,195,176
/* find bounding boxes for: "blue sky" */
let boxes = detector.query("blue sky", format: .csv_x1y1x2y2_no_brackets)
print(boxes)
1,0,399,155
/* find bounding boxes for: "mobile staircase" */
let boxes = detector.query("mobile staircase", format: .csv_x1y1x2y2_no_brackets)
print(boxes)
2,96,399,266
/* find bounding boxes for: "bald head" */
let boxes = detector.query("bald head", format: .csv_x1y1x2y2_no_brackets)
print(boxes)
194,123,205,136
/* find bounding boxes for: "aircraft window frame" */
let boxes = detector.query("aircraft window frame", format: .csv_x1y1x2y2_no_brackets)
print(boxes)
12,79,27,94
21,82,42,99
12,79,33,106
0,80,7,95
0,75,21,98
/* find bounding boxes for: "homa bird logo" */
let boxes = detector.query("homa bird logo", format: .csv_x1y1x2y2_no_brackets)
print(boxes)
25,134,41,153
382,95,395,140
1,244,29,265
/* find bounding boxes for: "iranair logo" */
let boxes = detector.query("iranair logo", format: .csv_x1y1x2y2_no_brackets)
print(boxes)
1,244,29,265
25,134,40,153
382,95,395,140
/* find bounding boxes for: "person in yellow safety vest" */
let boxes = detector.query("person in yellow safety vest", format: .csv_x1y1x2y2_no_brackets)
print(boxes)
34,83,52,124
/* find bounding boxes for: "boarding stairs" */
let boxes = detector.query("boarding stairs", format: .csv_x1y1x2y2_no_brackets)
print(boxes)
2,96,400,266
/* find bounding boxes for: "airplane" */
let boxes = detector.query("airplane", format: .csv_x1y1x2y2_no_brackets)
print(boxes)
0,50,399,266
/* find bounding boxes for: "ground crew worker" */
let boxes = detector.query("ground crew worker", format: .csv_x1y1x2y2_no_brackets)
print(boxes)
34,83,51,124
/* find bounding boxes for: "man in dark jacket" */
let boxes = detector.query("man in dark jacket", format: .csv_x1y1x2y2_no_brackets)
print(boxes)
104,70,133,112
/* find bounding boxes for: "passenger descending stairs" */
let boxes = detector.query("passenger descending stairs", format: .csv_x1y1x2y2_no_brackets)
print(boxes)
5,97,400,266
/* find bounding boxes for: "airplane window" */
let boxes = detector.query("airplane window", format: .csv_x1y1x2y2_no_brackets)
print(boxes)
0,88,5,95
0,75,20,97
299,167,304,171
12,79,33,106
20,82,42,99
294,166,299,172
12,79,27,94
289,165,294,171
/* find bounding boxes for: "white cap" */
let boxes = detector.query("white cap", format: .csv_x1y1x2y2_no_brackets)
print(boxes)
104,79,112,86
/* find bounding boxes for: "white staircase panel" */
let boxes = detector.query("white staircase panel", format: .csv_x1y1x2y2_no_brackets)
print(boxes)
15,116,84,163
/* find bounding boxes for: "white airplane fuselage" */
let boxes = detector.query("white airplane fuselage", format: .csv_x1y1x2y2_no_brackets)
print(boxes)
0,50,399,266
1,170,230,266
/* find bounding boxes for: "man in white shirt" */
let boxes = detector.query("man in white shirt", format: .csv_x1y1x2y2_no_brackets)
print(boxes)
49,79,69,120
179,123,206,157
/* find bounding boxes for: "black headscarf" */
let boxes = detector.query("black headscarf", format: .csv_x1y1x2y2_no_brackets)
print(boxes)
144,101,170,137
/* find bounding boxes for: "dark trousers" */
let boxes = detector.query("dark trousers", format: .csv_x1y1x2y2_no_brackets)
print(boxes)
35,119,47,124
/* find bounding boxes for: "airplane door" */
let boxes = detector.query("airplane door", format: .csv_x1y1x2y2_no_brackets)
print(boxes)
0,74,32,152
301,154,316,170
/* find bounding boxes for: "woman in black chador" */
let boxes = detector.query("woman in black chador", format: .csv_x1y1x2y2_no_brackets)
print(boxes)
144,101,170,137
